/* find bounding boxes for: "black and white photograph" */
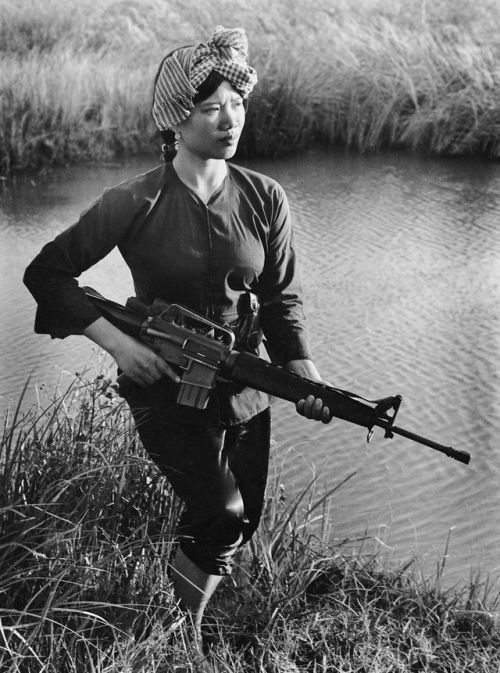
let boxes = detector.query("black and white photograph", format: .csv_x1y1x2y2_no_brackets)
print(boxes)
1,1,499,670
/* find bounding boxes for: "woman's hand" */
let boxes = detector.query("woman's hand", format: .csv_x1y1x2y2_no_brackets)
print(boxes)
296,394,332,424
285,358,332,424
111,335,179,386
84,316,179,387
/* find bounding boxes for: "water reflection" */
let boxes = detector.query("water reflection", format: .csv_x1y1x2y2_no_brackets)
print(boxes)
1,151,499,586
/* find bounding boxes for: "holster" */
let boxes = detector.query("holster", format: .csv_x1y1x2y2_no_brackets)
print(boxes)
233,292,262,353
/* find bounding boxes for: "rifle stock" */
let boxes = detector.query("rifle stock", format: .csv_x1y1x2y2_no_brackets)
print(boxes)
84,288,471,465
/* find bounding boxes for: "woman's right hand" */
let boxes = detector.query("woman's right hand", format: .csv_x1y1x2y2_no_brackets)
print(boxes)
84,316,179,387
111,334,179,386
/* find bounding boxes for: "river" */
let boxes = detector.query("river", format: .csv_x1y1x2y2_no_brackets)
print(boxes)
1,151,499,588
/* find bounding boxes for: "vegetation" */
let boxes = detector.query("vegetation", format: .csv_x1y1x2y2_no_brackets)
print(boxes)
1,0,500,176
1,374,499,671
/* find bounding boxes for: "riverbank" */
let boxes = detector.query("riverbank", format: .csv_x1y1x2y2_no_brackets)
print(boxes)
1,374,499,671
2,0,500,177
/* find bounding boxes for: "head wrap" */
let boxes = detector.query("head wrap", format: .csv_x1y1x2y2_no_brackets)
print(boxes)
152,26,258,131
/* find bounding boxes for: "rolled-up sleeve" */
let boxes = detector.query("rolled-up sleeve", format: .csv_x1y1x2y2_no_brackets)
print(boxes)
258,185,312,364
23,186,137,338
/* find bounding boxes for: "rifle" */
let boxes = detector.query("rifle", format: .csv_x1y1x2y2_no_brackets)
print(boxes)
83,288,471,466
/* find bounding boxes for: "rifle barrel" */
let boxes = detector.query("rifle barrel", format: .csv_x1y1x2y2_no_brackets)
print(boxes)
378,422,471,464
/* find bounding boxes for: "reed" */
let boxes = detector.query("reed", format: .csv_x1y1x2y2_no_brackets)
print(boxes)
1,373,499,671
1,0,500,176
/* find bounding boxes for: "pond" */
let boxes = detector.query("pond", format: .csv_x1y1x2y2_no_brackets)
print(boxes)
1,150,499,588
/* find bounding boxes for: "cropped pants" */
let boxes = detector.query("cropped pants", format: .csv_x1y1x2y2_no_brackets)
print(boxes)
119,377,271,576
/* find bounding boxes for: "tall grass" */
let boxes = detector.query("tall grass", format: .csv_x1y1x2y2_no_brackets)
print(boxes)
1,373,500,671
0,375,183,671
1,0,500,176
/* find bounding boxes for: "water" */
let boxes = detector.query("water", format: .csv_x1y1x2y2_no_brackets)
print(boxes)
1,151,499,588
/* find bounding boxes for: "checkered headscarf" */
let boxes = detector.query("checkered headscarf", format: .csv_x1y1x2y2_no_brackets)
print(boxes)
152,26,258,131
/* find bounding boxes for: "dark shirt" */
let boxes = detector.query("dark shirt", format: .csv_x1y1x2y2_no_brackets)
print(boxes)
24,161,312,425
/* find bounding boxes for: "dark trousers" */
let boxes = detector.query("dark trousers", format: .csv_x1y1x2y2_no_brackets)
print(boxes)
119,377,271,575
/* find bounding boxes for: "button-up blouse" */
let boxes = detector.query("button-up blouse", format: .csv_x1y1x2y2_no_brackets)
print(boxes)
24,161,312,425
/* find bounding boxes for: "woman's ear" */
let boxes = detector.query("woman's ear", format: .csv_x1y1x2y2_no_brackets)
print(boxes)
170,124,182,142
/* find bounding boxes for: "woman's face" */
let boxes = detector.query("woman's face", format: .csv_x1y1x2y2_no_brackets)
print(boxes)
176,80,246,161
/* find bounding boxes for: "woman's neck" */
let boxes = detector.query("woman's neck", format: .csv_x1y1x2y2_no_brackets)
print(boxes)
172,152,228,204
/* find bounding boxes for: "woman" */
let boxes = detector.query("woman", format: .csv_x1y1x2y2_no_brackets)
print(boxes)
24,26,330,667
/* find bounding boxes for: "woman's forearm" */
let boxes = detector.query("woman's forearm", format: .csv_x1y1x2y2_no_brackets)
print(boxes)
83,316,130,359
285,358,322,382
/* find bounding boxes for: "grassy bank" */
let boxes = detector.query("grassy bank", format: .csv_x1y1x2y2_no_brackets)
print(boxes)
1,0,500,176
1,374,499,672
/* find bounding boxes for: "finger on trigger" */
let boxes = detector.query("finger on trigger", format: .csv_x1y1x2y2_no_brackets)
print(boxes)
158,359,181,384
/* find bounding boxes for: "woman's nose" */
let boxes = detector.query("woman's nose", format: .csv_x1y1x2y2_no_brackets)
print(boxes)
220,104,239,129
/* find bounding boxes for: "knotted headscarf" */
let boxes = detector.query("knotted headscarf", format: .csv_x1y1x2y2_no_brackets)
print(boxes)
152,26,258,131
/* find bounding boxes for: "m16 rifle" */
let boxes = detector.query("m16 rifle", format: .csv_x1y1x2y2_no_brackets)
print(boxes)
84,287,471,465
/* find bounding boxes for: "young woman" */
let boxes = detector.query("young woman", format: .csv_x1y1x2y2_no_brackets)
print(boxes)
24,26,331,668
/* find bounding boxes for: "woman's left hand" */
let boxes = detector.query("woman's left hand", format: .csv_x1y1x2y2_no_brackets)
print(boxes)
296,394,332,424
285,358,332,424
